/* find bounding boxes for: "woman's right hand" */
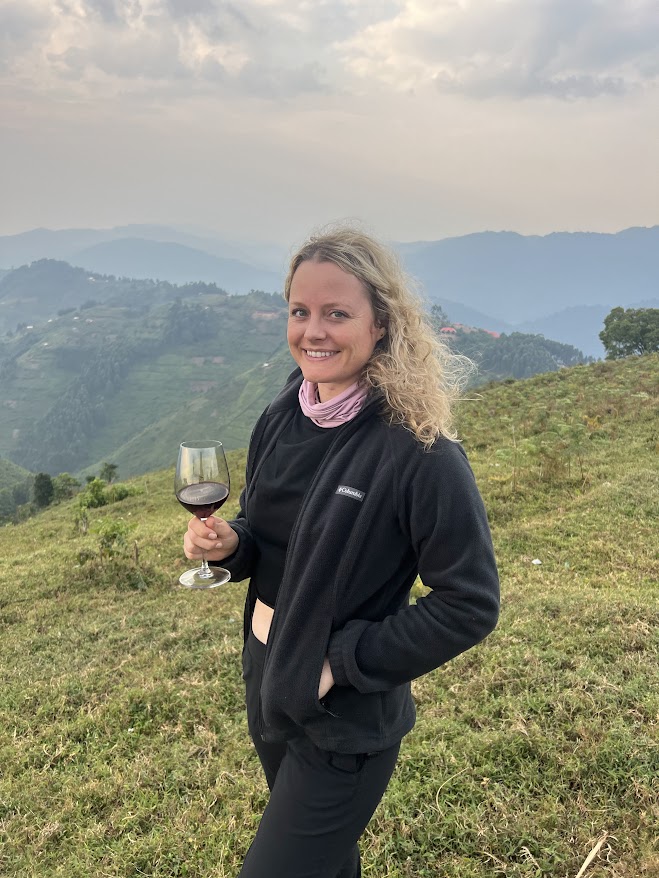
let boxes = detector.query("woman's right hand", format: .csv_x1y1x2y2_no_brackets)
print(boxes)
183,516,239,563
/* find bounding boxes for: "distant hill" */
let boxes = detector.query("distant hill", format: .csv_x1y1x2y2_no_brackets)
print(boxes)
399,226,659,322
432,298,513,335
400,227,659,356
0,224,287,274
516,306,611,358
74,238,282,293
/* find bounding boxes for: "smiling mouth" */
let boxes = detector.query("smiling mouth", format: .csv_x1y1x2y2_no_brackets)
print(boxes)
303,350,338,358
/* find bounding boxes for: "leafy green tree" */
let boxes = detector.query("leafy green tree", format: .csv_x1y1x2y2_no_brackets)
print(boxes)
599,307,659,359
163,301,220,344
52,472,81,502
79,478,109,509
100,462,118,484
430,304,451,327
33,472,54,508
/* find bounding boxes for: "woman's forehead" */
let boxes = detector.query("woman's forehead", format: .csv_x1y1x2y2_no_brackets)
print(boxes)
289,259,370,305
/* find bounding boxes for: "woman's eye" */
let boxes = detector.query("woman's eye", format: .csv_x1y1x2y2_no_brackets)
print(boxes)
290,308,306,318
330,310,348,319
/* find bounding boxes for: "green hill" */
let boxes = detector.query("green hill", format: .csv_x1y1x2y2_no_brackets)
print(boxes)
82,344,295,480
0,268,290,474
0,355,656,877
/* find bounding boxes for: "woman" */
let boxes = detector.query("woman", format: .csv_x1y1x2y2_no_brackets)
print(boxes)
183,227,500,877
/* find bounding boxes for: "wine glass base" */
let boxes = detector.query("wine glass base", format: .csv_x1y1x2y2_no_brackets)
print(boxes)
178,566,231,589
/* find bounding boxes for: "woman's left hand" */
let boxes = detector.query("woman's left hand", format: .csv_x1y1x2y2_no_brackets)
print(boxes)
318,657,335,699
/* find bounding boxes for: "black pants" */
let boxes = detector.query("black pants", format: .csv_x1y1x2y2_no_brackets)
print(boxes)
239,627,400,878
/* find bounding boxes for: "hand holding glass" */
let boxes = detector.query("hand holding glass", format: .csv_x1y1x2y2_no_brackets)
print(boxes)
175,440,231,588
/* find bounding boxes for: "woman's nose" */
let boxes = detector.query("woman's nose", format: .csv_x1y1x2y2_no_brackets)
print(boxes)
304,315,326,340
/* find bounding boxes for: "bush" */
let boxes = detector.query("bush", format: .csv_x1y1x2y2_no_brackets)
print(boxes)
77,478,139,510
73,518,164,592
52,473,81,503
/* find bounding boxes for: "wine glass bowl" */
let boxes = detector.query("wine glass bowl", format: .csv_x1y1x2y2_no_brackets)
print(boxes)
175,440,231,589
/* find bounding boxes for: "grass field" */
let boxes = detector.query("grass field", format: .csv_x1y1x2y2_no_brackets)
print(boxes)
0,356,657,877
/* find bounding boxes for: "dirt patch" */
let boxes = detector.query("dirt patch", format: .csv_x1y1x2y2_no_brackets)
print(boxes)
251,311,281,320
190,381,217,393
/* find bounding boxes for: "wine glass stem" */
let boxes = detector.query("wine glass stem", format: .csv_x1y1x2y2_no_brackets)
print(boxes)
198,518,215,579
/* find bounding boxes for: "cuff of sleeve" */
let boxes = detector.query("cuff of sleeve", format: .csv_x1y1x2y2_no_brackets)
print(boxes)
327,629,351,687
327,619,372,689
221,525,250,582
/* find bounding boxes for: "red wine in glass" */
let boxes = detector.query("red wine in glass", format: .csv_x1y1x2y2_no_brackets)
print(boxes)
176,482,229,519
175,441,231,589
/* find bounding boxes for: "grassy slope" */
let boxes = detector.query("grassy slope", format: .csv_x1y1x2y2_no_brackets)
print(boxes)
0,356,657,877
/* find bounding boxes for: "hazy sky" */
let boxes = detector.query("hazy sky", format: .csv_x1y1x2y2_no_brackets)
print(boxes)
2,0,658,244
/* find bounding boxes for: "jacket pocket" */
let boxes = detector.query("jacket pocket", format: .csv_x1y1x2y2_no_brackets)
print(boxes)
241,642,252,681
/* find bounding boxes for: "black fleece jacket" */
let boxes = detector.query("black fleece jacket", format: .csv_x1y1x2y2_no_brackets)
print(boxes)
224,369,500,754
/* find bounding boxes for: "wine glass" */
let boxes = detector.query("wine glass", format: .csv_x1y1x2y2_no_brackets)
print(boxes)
175,440,231,589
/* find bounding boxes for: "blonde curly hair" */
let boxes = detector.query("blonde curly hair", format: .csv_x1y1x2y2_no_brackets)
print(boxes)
284,225,474,448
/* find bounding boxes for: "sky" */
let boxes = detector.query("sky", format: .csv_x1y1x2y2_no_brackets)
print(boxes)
1,0,658,245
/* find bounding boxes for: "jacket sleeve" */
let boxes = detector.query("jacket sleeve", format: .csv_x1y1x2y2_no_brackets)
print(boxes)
221,485,258,582
218,407,270,583
327,441,499,693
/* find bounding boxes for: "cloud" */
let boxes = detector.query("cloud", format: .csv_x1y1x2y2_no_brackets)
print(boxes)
342,0,659,100
2,0,658,104
82,0,128,24
0,2,56,72
2,0,351,100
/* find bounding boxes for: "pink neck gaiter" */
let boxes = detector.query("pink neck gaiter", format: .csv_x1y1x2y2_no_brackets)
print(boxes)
298,379,368,428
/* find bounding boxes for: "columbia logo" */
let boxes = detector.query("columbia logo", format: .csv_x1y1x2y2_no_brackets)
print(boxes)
336,485,365,502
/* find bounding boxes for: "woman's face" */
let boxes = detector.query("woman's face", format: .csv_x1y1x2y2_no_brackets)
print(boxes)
287,258,385,402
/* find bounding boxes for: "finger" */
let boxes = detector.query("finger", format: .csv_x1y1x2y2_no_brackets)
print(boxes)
183,535,203,559
184,532,224,559
192,533,224,553
202,516,234,537
188,517,221,540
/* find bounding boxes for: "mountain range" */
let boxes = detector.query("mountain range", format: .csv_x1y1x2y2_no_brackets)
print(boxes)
2,224,658,357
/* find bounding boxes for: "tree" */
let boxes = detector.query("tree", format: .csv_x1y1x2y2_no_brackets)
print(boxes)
599,307,659,359
52,472,81,502
33,472,54,508
100,462,118,484
430,303,451,327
